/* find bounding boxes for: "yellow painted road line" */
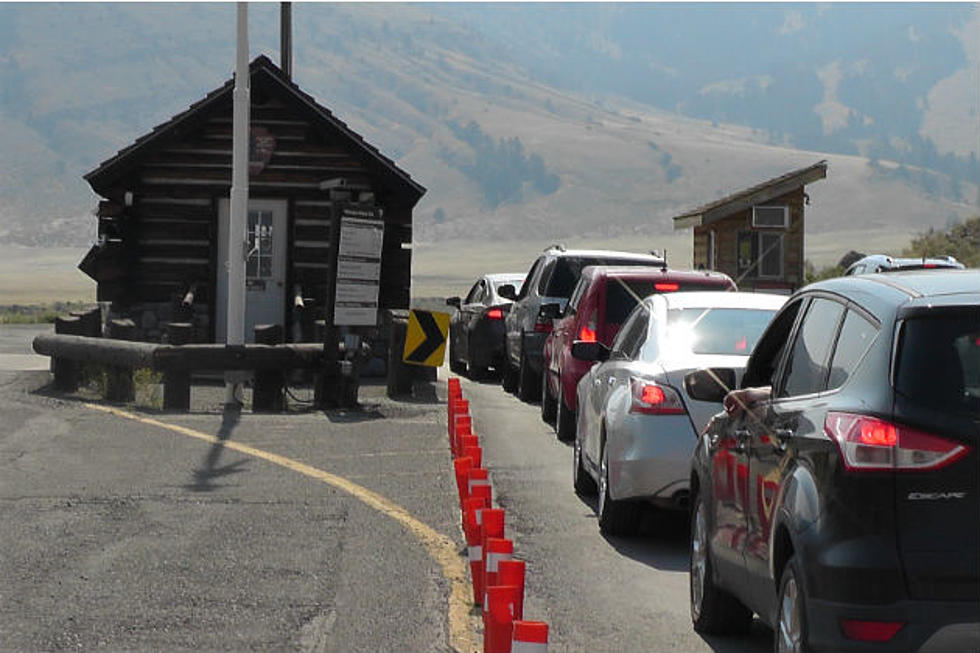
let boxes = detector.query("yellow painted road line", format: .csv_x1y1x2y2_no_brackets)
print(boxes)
85,403,479,653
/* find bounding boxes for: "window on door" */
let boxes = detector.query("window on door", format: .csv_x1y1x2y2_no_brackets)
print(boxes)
247,210,274,279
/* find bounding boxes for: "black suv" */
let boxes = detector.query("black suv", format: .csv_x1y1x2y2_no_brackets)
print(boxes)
686,270,979,652
500,246,664,401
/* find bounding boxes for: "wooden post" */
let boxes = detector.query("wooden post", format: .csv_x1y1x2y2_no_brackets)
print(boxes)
105,319,137,402
253,324,284,412
162,322,194,411
53,316,82,391
385,311,413,398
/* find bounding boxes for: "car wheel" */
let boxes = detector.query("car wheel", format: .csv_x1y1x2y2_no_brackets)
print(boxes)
540,369,557,423
517,347,539,402
556,384,575,442
690,491,754,635
467,344,488,380
449,336,466,375
597,444,639,535
573,431,597,496
775,556,808,653
502,359,518,393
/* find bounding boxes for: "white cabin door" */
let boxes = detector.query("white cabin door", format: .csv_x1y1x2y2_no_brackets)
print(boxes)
216,198,287,343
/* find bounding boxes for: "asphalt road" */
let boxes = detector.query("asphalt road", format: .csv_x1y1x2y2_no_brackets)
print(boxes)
0,331,467,652
457,373,773,653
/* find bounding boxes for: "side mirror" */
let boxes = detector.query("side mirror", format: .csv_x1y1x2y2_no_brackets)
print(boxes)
446,296,461,308
498,284,517,301
538,302,562,320
684,368,737,403
571,340,610,362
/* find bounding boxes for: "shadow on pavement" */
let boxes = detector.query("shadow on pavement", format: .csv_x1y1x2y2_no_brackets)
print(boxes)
185,405,249,492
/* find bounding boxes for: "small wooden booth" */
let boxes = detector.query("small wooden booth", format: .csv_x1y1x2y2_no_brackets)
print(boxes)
672,161,827,293
79,55,425,345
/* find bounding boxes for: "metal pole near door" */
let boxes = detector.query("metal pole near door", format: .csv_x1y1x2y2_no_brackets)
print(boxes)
226,2,250,405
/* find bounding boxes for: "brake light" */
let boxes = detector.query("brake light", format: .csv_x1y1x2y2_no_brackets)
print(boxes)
629,378,686,415
654,282,679,292
578,326,597,342
840,619,904,642
825,412,970,472
485,308,504,320
534,319,553,333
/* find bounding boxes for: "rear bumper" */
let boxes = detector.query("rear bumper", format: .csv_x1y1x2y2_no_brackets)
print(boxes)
469,322,507,369
806,596,980,652
607,414,696,505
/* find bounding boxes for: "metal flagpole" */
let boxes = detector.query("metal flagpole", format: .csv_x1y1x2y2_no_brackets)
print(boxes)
225,1,250,405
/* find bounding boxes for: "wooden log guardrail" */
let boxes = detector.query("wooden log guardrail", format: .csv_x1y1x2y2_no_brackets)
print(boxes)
33,334,326,411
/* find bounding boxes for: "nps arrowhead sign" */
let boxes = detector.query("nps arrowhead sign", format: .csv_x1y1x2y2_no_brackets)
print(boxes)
403,309,450,367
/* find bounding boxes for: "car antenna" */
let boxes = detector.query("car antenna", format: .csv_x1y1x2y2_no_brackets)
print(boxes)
661,249,668,272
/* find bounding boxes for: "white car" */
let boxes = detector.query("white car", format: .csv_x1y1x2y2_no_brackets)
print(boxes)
572,291,786,535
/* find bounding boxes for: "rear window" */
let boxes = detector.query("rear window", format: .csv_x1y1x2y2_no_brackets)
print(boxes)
666,307,778,356
895,315,980,415
605,278,731,325
544,257,655,299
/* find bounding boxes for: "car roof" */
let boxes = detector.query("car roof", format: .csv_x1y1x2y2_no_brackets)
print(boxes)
544,248,664,263
649,290,787,311
806,269,980,307
582,265,733,283
848,253,963,271
485,273,526,284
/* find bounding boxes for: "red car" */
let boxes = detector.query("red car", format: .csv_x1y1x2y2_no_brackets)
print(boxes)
541,266,735,440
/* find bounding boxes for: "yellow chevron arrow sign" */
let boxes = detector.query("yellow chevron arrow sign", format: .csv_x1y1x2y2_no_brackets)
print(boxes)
403,309,450,367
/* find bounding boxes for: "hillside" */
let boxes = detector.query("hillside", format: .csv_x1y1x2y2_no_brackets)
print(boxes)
0,3,976,253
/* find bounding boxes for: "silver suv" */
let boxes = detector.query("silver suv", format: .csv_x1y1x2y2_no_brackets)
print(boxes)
500,246,664,401
844,254,963,275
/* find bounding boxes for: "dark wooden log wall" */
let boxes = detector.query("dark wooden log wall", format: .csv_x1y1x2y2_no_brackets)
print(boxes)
97,82,413,342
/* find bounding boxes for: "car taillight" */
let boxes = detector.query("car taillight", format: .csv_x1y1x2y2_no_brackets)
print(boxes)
825,412,971,472
629,378,686,415
840,619,904,642
485,308,504,320
654,282,679,292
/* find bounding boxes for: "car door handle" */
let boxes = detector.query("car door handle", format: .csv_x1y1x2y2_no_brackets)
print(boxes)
732,428,750,453
773,428,793,451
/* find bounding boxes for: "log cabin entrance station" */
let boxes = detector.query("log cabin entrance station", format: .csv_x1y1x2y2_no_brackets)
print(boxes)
671,161,827,293
79,55,425,347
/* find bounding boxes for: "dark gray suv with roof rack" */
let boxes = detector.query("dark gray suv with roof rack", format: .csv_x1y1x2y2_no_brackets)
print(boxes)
687,269,980,652
500,246,664,401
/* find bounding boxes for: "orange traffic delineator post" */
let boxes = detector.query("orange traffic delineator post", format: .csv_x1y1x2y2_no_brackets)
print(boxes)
462,445,482,470
456,434,479,458
454,456,473,502
451,399,469,445
462,472,491,516
485,585,521,653
474,508,505,605
466,467,490,501
453,413,472,455
498,559,526,621
483,537,514,611
511,621,549,653
463,492,490,544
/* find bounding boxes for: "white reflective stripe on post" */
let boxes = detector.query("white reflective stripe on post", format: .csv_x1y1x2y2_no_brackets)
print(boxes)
468,545,482,562
511,641,548,653
475,508,484,526
487,551,511,573
468,478,490,494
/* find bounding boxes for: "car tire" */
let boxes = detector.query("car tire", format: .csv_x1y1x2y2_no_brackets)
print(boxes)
502,360,518,393
573,431,597,496
449,336,466,375
540,370,557,423
517,347,539,402
775,555,809,653
556,384,575,442
690,491,754,635
597,444,639,535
